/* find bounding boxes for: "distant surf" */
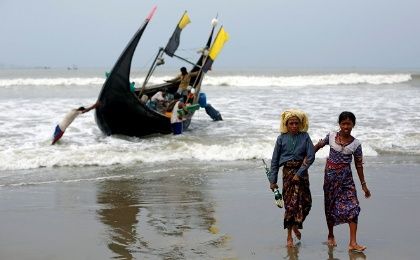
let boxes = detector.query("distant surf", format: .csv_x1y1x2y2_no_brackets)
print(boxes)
1,69,419,172
0,73,412,88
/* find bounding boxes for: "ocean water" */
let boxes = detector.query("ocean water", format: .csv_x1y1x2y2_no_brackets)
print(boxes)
0,68,419,185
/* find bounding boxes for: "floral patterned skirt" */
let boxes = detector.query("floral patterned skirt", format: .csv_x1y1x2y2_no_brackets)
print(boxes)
323,163,360,226
282,161,312,229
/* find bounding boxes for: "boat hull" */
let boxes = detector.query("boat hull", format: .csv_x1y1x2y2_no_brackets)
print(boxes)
95,83,192,137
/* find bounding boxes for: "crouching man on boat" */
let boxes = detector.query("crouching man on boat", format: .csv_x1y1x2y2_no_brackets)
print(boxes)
148,89,168,112
51,102,98,145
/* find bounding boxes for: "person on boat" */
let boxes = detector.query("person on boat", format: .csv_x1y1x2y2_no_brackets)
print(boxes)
166,67,198,101
269,109,315,248
148,89,167,111
139,94,149,104
186,87,196,105
314,111,371,252
166,93,186,135
51,102,98,145
129,81,136,93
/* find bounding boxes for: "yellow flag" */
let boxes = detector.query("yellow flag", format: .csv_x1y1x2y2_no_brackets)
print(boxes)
209,27,229,60
178,12,191,29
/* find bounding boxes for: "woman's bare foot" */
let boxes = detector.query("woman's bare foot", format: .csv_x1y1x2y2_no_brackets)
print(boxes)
327,235,337,246
286,238,294,248
293,227,301,240
348,244,366,252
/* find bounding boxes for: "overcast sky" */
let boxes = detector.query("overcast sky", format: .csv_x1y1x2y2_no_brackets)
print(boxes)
1,0,420,71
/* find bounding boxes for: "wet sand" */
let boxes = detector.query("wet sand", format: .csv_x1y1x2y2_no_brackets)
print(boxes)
1,157,420,259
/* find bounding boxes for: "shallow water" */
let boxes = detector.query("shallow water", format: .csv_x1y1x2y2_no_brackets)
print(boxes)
1,158,420,259
1,69,420,259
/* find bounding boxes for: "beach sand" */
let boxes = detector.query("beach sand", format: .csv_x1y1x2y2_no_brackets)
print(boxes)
1,156,420,260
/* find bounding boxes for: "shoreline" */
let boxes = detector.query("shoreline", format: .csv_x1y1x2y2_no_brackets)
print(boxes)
1,157,419,259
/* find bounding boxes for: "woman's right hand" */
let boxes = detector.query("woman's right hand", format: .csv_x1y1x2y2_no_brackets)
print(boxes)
270,183,278,191
314,139,325,151
316,139,324,146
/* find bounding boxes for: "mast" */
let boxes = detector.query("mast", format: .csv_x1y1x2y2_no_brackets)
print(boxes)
171,53,201,67
191,17,218,101
139,11,192,96
139,48,164,96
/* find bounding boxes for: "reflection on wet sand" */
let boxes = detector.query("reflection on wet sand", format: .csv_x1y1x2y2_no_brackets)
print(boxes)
286,243,300,260
97,179,140,259
96,170,232,259
327,245,340,260
348,251,366,260
327,245,367,260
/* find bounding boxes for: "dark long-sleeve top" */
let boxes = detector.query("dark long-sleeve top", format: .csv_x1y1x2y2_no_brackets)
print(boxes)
269,132,315,183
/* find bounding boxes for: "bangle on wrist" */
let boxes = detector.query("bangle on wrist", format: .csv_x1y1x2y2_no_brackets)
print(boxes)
361,181,366,186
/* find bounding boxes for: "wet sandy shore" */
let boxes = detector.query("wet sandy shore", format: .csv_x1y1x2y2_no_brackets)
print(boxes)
1,157,420,259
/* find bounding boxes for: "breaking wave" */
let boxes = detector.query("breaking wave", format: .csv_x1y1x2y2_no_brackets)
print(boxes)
0,73,412,88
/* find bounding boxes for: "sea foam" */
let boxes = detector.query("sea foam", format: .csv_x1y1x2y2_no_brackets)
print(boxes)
0,73,412,88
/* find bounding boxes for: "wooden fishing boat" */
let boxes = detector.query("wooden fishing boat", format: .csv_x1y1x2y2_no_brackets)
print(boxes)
95,7,227,137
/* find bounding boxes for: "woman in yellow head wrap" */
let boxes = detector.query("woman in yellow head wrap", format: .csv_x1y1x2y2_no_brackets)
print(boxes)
268,109,315,247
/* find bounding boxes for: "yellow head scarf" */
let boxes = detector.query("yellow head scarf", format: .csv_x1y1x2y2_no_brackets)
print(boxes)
280,109,309,133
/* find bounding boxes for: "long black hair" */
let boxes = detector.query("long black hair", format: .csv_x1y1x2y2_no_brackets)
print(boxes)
338,111,356,125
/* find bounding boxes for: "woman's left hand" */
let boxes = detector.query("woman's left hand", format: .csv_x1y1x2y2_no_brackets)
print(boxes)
362,184,371,198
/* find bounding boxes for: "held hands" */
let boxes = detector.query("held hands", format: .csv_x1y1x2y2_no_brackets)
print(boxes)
316,139,324,146
314,139,325,151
